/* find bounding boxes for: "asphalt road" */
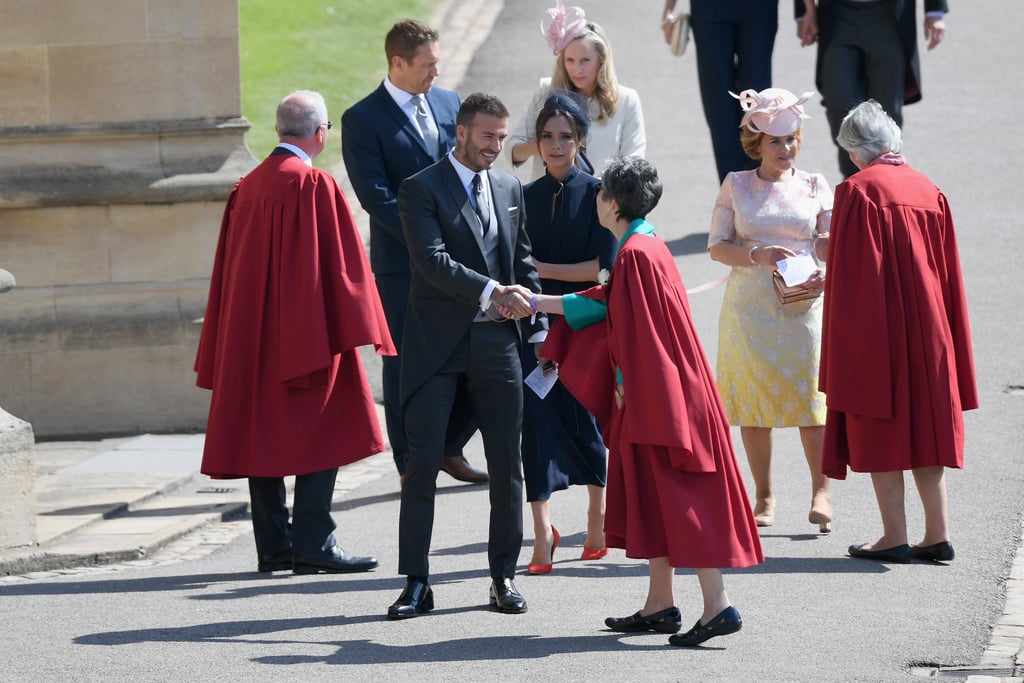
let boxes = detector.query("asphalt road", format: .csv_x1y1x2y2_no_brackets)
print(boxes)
0,2,1021,681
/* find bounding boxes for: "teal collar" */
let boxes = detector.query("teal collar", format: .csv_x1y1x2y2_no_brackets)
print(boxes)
612,218,655,261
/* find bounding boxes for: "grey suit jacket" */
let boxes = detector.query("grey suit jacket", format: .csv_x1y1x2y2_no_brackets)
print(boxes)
398,157,547,403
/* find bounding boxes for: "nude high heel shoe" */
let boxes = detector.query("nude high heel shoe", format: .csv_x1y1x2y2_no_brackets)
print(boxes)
809,493,832,533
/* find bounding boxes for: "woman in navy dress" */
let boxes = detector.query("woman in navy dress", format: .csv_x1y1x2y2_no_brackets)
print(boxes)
521,92,616,574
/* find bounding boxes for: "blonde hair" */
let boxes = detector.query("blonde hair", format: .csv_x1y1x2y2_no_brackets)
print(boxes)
740,126,803,161
550,22,619,122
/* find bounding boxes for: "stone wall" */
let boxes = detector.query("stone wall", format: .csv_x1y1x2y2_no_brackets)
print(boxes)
0,0,256,437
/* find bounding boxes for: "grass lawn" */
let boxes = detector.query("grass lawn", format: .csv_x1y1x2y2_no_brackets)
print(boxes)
239,0,442,171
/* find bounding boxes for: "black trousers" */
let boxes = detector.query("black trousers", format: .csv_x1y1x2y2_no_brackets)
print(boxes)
248,468,338,558
376,271,477,474
398,322,524,581
691,0,778,182
821,0,905,177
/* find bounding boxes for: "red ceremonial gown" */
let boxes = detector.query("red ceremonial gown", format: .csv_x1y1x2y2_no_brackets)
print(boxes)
542,220,763,569
820,161,977,479
195,152,396,479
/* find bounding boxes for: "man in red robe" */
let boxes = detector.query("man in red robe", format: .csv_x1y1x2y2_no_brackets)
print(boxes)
195,90,396,575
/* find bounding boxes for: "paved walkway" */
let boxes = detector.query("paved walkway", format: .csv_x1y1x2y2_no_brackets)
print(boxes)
2,1,1022,681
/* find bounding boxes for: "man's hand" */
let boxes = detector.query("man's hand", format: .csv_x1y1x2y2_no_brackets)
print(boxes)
924,16,946,50
491,285,534,319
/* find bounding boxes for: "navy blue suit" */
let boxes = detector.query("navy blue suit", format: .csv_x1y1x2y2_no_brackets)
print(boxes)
691,0,779,183
342,83,464,472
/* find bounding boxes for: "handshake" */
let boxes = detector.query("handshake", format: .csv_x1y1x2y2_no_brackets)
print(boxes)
490,284,537,321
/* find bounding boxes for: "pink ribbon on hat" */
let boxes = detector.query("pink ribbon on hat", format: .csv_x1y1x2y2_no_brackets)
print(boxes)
731,88,813,135
542,1,587,55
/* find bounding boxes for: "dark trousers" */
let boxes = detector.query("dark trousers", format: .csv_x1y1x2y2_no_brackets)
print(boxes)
691,0,778,183
375,271,412,472
248,468,338,558
821,0,905,177
398,322,524,581
376,271,477,474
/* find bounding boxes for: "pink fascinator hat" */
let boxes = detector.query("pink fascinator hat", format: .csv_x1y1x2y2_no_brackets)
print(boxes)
731,88,814,136
542,1,587,55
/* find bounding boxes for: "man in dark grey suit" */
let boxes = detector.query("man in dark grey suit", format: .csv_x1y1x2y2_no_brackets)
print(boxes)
342,19,486,485
387,93,547,619
795,0,949,177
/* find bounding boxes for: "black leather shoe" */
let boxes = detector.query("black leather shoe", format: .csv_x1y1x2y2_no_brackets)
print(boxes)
668,606,742,647
489,578,527,614
910,541,955,562
848,543,911,563
440,455,489,484
257,551,292,573
293,546,378,574
387,579,434,620
605,606,682,634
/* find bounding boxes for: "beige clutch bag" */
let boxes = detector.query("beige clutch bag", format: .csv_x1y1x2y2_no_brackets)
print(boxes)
669,14,690,56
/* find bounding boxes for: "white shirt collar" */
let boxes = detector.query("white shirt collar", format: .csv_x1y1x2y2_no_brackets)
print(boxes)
447,150,488,194
383,76,421,112
275,143,312,166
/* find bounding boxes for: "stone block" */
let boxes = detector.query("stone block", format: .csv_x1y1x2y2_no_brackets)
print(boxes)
0,407,36,549
0,47,48,126
48,39,240,124
0,288,60,353
147,0,238,40
0,0,144,47
29,345,210,437
0,206,112,287
108,202,221,282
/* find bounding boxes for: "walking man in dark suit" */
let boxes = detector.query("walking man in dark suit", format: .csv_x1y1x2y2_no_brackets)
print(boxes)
387,93,547,619
795,0,949,177
342,19,487,485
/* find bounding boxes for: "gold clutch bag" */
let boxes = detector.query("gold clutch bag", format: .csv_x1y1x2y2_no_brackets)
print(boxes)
772,270,820,305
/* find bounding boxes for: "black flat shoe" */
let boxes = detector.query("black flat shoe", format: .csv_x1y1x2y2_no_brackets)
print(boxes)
605,606,682,634
668,606,742,647
293,546,379,574
387,579,434,620
910,541,955,562
848,543,911,563
489,578,528,614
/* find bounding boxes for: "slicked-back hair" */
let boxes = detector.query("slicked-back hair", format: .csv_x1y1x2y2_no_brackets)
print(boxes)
385,19,439,66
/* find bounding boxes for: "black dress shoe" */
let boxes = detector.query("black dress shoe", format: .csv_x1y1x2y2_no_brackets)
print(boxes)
489,578,527,613
387,579,434,620
293,546,378,574
910,541,955,562
668,606,742,647
257,551,292,573
440,455,489,484
605,606,682,634
848,543,911,563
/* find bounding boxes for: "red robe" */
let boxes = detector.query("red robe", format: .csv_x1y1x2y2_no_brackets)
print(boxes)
543,225,763,569
820,162,977,479
195,152,396,478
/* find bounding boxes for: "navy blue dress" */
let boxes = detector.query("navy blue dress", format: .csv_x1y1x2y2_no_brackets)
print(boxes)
521,167,616,502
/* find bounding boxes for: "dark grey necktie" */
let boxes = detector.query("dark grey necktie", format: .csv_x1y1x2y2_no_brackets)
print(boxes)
471,173,490,233
413,95,439,153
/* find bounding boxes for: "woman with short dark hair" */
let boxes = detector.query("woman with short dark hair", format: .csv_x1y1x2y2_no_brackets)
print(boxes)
526,156,763,647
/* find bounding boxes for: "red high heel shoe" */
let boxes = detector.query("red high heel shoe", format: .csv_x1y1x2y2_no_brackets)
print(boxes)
527,526,560,574
580,546,609,561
